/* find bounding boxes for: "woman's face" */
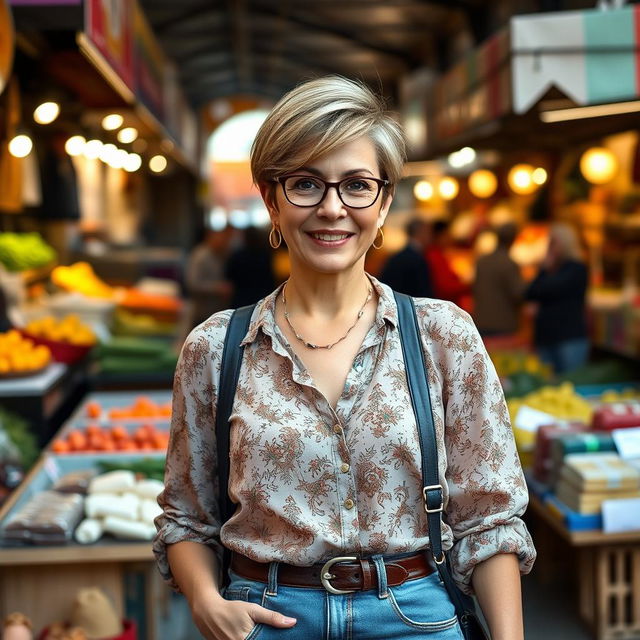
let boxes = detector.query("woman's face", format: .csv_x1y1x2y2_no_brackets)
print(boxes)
262,136,392,276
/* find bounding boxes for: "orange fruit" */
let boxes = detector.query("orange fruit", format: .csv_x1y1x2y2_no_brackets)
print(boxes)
86,402,101,418
52,439,70,453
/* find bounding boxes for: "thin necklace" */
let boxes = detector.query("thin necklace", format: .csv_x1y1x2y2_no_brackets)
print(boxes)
281,281,373,350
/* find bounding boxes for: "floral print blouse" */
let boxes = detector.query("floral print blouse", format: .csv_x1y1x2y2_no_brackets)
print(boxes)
154,277,536,594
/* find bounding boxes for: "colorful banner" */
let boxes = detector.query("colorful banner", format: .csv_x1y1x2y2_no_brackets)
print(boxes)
84,0,134,92
429,5,640,151
434,27,511,141
133,0,165,121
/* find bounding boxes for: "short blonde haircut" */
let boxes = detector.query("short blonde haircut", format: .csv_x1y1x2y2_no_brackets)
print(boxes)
251,76,406,197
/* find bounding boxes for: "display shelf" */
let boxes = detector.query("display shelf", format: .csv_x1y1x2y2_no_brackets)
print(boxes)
0,450,163,638
529,494,640,640
66,389,173,426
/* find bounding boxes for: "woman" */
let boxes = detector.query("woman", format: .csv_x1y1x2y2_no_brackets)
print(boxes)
525,222,589,374
154,76,535,640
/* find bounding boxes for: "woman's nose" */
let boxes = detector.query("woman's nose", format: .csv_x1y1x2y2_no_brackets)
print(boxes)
317,185,347,218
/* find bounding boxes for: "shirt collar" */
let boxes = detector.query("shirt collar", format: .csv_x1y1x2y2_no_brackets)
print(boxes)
240,275,398,346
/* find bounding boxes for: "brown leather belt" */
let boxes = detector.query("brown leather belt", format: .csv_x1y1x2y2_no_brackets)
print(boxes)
231,552,435,594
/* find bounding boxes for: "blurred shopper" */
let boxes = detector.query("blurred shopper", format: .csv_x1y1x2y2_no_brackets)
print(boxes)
526,222,589,374
424,220,470,309
185,227,232,327
379,218,433,297
473,222,525,338
225,226,276,308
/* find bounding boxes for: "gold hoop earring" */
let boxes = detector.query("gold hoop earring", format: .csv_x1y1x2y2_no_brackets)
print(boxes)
372,227,384,250
269,225,282,249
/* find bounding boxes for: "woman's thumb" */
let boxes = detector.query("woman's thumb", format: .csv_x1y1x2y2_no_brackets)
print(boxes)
249,604,297,628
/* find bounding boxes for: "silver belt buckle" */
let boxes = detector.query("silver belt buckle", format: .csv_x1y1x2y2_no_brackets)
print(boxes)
320,556,358,595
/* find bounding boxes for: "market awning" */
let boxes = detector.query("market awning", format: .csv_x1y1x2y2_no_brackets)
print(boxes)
423,5,640,157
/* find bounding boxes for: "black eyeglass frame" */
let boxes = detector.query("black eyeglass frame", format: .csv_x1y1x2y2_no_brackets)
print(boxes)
275,175,390,209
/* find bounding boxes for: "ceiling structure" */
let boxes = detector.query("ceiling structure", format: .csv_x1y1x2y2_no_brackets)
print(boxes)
139,0,494,108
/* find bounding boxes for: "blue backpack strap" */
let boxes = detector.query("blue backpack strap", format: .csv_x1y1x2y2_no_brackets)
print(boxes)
216,304,255,581
393,292,486,638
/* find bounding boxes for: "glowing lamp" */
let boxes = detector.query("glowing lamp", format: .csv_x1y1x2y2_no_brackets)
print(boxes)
579,147,618,184
102,113,123,131
507,164,537,195
438,177,459,200
8,134,33,158
33,101,60,125
413,180,434,201
65,135,86,156
149,155,168,173
468,170,497,198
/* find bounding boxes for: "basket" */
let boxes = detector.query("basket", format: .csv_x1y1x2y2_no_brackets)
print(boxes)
19,330,94,365
38,619,137,640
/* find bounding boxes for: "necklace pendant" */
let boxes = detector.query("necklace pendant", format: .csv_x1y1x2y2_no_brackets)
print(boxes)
308,343,317,349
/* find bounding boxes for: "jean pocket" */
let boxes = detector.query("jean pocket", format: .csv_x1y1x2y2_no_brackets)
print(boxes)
387,574,459,632
224,586,250,602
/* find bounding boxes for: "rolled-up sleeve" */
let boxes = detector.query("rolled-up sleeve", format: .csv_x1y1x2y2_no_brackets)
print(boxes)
437,305,536,593
153,313,231,590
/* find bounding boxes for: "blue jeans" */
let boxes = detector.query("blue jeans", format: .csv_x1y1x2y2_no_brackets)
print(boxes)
223,555,464,639
538,338,589,374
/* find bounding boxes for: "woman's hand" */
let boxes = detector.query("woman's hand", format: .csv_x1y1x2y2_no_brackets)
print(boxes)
191,591,297,640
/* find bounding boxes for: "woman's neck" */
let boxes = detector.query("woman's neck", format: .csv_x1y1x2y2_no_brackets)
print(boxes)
284,267,372,319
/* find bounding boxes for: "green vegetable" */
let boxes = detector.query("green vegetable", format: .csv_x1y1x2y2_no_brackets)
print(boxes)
0,407,39,468
98,457,166,481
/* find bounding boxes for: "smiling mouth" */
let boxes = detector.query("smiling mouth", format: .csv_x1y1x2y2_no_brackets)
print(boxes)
308,232,353,241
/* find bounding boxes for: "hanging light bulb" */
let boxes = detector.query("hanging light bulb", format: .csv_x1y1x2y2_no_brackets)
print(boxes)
33,101,60,125
99,143,118,164
123,152,142,172
507,164,537,195
438,177,459,200
413,180,434,202
117,127,138,144
83,139,104,160
101,113,123,131
532,168,548,186
65,135,86,156
149,154,168,173
8,134,33,158
468,170,498,198
579,147,618,184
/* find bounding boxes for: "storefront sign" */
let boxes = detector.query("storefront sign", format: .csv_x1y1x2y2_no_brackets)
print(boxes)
84,0,134,92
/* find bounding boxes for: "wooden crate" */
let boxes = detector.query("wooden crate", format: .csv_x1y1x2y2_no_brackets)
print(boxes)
579,545,640,640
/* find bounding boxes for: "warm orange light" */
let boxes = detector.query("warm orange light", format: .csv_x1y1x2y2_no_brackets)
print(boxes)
468,170,497,198
413,180,434,201
579,147,618,184
438,177,459,200
507,164,537,195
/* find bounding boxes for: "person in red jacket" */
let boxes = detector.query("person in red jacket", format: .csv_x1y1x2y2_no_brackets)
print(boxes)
424,220,471,309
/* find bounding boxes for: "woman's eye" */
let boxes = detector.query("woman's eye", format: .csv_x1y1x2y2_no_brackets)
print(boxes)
344,179,373,192
292,178,320,190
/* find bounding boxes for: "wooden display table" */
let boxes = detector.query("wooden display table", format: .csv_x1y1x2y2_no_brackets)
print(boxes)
529,494,640,640
0,457,166,639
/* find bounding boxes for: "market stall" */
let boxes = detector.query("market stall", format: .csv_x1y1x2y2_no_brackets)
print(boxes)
0,390,172,639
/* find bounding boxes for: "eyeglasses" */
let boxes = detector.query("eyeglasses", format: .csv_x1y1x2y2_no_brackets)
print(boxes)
276,175,389,209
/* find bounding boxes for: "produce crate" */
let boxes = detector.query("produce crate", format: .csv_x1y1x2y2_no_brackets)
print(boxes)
67,390,173,426
579,544,640,640
0,452,164,546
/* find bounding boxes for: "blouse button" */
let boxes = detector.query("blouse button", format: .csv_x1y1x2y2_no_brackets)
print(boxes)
340,463,350,473
333,424,342,434
344,499,354,510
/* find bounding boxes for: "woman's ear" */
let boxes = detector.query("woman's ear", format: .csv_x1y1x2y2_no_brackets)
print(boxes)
258,182,278,219
378,190,393,226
